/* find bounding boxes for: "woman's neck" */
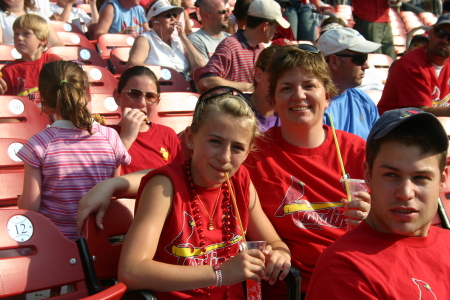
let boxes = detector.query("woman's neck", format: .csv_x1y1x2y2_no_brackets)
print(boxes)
280,123,326,148
8,1,25,14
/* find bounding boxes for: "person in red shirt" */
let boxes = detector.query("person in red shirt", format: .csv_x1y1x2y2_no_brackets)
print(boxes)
0,13,60,105
307,108,450,299
352,0,398,59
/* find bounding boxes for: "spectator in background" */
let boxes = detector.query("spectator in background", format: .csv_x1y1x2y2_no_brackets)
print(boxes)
388,35,429,72
282,0,322,42
0,0,64,46
306,108,450,299
225,0,252,34
126,0,204,78
17,60,130,241
198,0,289,92
378,14,450,116
317,27,380,140
247,45,281,132
0,14,61,104
50,0,99,32
94,0,149,38
352,0,398,59
188,0,231,63
111,66,184,175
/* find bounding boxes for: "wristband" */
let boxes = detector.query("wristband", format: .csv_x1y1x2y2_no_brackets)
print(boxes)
213,264,223,287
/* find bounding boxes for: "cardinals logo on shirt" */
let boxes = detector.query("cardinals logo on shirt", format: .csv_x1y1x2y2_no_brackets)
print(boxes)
412,278,437,300
275,176,345,230
165,207,243,265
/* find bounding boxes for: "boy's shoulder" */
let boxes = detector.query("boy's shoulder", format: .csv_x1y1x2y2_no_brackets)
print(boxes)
3,53,60,70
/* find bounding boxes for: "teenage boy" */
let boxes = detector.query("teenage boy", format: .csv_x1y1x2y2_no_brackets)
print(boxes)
0,14,60,105
306,108,450,299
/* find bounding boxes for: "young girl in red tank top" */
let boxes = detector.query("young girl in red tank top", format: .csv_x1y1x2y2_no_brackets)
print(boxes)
77,86,291,299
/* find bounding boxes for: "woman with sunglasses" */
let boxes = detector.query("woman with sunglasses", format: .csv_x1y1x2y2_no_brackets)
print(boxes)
77,86,291,299
94,0,149,39
111,66,184,175
244,45,370,298
126,0,205,78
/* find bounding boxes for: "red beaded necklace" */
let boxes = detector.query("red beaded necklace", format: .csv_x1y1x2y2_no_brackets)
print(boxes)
185,160,233,299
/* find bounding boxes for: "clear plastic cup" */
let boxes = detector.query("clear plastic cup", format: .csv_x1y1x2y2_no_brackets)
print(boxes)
345,179,368,231
239,241,266,300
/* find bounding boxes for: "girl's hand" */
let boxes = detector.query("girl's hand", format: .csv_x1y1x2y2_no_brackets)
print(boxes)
342,191,371,227
262,245,291,285
220,249,266,286
120,107,147,148
76,181,114,233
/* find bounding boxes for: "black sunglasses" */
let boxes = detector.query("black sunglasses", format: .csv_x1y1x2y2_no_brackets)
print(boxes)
216,9,230,14
163,12,179,18
295,44,321,54
435,28,450,40
196,86,252,111
122,88,160,104
334,53,368,66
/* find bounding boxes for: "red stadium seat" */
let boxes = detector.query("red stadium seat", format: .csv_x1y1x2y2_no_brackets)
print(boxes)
0,209,89,298
50,21,85,35
56,31,97,50
88,93,121,125
82,65,118,94
82,198,135,283
146,65,195,92
109,47,132,75
47,46,109,69
152,92,199,133
97,34,135,60
0,44,22,64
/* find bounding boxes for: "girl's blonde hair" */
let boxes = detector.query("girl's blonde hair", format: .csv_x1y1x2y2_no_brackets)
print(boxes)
39,61,93,134
191,94,259,146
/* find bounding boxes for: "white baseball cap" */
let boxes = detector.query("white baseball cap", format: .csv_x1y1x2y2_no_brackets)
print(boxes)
247,0,290,29
316,27,381,57
146,0,184,21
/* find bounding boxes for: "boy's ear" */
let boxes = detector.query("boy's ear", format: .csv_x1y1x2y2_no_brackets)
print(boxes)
40,38,49,49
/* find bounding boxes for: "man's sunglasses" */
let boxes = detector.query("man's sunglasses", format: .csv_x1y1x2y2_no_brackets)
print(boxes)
196,86,251,111
434,28,450,40
122,88,160,104
334,53,368,66
163,12,179,18
215,9,230,14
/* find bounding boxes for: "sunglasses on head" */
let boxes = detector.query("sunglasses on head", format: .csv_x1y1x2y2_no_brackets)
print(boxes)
295,44,321,54
434,28,450,40
163,12,179,18
196,86,252,111
122,88,160,104
334,53,368,66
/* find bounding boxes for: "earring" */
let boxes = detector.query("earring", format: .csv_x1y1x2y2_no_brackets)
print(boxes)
188,143,192,147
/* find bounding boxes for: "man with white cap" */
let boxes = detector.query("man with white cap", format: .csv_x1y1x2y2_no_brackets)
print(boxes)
198,0,290,92
317,27,381,140
306,107,450,299
378,14,450,116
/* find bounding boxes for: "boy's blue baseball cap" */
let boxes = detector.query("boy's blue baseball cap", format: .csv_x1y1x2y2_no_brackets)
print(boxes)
367,107,448,152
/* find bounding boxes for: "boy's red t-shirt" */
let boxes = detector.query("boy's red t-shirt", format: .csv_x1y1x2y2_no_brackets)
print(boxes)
2,53,61,104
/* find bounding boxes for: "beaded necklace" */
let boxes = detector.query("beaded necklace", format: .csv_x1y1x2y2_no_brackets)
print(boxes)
185,160,233,299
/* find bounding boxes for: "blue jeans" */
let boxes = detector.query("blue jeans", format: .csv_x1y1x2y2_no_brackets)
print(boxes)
283,0,316,41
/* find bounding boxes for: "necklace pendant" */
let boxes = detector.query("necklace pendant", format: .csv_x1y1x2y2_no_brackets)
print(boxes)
208,223,214,230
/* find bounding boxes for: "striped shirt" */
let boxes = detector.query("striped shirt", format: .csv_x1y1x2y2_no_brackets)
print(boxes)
199,29,263,83
17,123,131,241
